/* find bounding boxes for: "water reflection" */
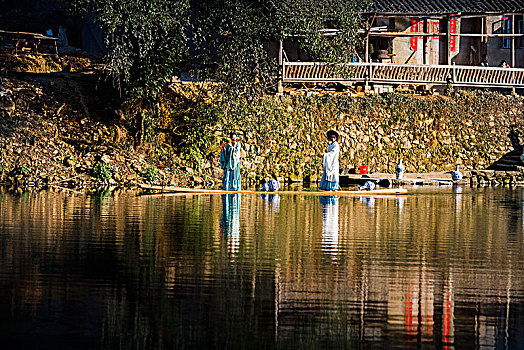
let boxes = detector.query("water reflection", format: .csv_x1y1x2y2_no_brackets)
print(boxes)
0,189,523,349
443,280,455,348
319,196,339,260
453,185,463,213
220,193,241,259
358,195,375,211
260,193,280,213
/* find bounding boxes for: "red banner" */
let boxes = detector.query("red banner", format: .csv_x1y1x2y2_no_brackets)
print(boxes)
450,17,457,52
410,17,419,51
433,22,440,39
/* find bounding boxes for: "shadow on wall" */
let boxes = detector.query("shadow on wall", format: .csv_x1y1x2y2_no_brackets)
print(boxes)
487,125,523,171
508,126,522,152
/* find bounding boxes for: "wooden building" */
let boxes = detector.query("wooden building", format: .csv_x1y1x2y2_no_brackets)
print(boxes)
365,0,524,67
280,0,524,91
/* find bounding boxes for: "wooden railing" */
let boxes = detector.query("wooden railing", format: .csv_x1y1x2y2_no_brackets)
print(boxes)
283,62,524,88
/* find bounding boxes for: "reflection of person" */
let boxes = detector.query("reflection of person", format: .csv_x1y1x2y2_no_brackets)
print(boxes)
58,26,68,46
319,130,340,191
480,54,489,67
397,197,405,215
220,132,241,191
320,196,339,259
220,194,241,258
358,196,375,210
453,185,462,213
260,193,280,213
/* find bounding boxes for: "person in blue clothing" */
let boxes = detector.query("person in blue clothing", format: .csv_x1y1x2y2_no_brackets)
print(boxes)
220,132,242,190
319,130,340,191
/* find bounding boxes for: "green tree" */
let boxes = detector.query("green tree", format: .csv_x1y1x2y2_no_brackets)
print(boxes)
189,0,277,98
71,0,366,97
69,0,367,147
71,0,190,96
275,0,367,64
190,0,368,98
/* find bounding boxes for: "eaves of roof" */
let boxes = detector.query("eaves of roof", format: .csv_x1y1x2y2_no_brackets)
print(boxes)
364,0,524,14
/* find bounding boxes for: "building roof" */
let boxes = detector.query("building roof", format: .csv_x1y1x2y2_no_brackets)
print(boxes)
368,0,524,14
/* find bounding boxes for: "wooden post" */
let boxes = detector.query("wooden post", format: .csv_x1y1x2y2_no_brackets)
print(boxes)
365,14,370,63
482,16,488,55
423,18,428,65
511,15,516,68
364,63,372,90
447,15,452,65
481,15,484,43
364,13,376,63
365,36,369,63
278,39,283,94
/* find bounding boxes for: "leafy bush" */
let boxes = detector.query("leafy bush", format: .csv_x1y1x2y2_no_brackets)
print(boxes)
144,166,158,183
15,166,29,176
93,162,112,181
70,0,366,98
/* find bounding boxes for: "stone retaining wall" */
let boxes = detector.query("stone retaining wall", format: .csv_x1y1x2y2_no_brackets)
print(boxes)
208,92,524,183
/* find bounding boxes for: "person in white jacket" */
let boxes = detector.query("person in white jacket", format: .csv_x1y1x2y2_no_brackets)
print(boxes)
319,130,340,191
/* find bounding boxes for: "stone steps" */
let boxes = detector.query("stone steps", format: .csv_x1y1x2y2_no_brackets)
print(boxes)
490,164,520,171
498,159,522,165
488,150,524,171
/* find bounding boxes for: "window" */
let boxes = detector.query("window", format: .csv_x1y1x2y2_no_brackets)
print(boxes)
519,19,524,48
502,17,511,49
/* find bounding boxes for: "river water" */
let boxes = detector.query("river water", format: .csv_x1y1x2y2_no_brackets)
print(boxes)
0,187,523,349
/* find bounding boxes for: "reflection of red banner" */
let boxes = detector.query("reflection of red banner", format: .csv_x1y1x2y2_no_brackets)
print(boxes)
404,290,415,334
411,17,419,51
450,17,457,52
443,290,452,348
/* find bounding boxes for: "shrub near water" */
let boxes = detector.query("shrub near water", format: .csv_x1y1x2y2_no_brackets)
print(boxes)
93,162,112,181
145,87,523,181
144,167,158,183
16,166,30,176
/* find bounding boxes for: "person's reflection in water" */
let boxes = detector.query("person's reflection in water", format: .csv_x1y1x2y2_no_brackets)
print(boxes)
260,193,280,213
320,196,339,261
397,196,406,215
358,196,375,212
220,194,241,259
453,185,462,213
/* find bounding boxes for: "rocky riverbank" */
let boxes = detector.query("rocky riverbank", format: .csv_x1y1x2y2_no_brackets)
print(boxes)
1,58,524,194
154,85,524,187
0,71,204,194
358,170,524,187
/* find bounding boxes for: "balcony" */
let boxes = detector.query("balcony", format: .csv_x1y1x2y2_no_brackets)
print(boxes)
282,61,524,88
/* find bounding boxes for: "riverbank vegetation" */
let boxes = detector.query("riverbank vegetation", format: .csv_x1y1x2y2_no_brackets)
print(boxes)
1,1,523,193
67,0,367,143
142,85,524,183
1,67,523,193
